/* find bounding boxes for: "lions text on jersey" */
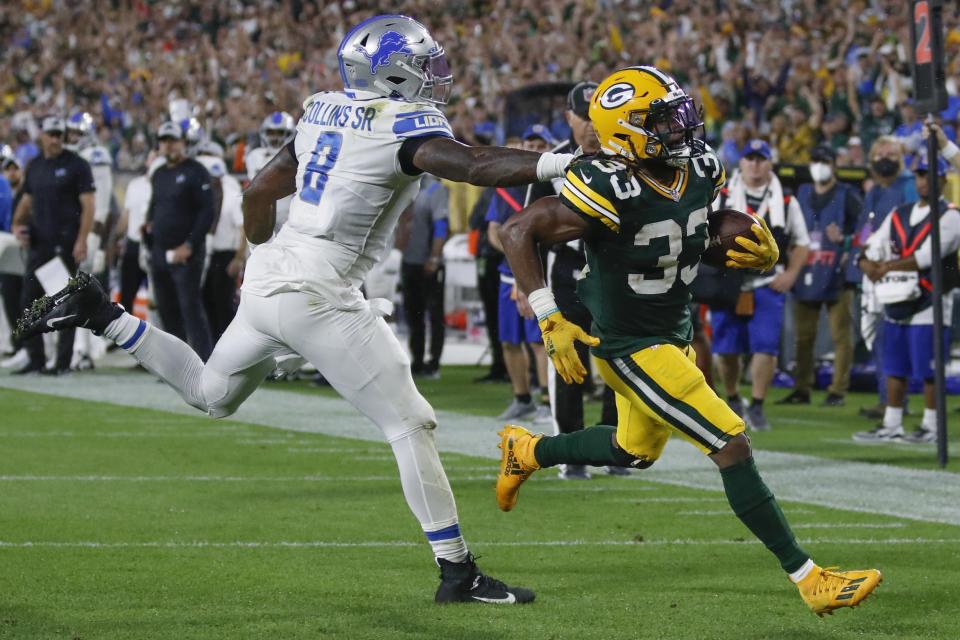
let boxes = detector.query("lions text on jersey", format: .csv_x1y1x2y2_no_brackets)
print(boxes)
242,89,453,304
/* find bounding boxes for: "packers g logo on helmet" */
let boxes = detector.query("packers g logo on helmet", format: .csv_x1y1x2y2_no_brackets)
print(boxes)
588,66,705,168
598,83,635,109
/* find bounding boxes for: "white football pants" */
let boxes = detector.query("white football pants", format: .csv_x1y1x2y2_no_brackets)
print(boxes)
126,290,460,534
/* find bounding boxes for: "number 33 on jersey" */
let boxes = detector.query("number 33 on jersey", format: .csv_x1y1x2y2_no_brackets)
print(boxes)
557,147,725,358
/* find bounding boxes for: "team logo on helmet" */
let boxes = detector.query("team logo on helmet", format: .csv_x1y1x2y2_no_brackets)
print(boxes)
598,82,635,109
357,31,414,74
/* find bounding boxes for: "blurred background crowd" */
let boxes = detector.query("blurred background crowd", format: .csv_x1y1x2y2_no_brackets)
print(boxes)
2,0,959,172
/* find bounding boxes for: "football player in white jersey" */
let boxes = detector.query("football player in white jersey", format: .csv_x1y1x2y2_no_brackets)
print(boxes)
246,112,295,234
65,111,114,369
18,14,573,605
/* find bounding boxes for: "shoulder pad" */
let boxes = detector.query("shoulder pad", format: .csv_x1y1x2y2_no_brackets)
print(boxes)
558,156,628,232
301,91,329,112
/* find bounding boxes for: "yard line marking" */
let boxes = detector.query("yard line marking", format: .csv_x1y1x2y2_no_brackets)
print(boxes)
0,430,259,439
610,497,728,503
3,373,960,525
792,522,906,529
678,509,814,516
286,447,389,454
537,485,657,492
0,537,956,550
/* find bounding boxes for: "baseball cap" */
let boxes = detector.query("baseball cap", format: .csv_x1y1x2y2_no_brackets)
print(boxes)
742,139,772,160
0,144,20,169
567,81,598,119
810,144,837,162
157,121,183,140
41,116,65,134
521,124,558,146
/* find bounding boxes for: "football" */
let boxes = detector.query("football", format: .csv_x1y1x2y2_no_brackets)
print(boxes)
701,208,759,268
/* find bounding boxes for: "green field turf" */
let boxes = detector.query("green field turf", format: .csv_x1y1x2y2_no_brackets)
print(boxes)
1,372,959,639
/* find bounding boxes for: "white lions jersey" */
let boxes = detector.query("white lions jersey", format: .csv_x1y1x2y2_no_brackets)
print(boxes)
80,145,114,224
246,146,292,232
242,89,453,306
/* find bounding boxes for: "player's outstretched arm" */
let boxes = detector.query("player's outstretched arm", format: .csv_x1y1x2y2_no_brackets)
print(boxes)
501,196,599,383
411,137,572,187
242,144,297,244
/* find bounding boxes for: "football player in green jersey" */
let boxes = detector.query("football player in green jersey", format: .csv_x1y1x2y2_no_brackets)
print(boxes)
495,66,882,616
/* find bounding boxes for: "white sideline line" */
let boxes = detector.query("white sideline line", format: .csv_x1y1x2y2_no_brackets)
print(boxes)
3,373,960,526
0,537,956,550
0,474,495,482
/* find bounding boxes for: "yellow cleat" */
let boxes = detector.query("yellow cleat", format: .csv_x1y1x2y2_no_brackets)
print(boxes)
797,565,882,616
496,425,542,512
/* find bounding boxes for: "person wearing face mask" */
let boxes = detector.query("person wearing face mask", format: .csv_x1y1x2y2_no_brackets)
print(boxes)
779,144,862,407
849,137,919,419
855,150,960,444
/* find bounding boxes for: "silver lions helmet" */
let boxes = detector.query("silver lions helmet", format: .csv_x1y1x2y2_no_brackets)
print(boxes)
259,111,295,150
180,118,204,157
337,14,452,104
65,112,96,152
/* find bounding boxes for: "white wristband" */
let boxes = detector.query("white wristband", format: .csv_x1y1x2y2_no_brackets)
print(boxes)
527,287,559,321
943,140,960,161
536,152,576,181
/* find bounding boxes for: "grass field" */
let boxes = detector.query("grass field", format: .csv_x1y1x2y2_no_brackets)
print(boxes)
2,365,959,639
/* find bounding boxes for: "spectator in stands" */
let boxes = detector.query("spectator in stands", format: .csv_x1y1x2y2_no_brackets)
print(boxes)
779,144,862,407
855,150,960,444
144,121,215,361
11,116,95,375
895,101,925,169
859,95,897,154
712,140,809,431
851,136,919,420
400,174,451,379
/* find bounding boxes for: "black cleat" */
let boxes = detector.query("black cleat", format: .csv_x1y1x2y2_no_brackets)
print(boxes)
775,389,811,405
435,554,535,605
14,272,122,341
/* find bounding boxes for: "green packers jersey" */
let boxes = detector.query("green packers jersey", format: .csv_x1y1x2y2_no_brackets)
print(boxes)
558,148,725,358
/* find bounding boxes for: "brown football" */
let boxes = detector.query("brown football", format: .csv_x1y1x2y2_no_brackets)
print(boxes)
701,208,759,268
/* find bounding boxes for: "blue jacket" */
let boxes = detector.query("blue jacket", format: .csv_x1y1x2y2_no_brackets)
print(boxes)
793,182,855,302
0,175,12,232
846,173,917,284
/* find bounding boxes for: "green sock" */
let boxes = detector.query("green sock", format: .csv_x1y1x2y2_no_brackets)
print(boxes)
720,457,809,573
534,425,621,468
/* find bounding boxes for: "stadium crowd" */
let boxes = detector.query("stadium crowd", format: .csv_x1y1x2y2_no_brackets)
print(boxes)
3,0,960,446
2,0,959,166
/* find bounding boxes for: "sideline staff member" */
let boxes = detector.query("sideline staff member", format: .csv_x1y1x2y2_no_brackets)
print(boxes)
12,115,95,375
144,121,215,360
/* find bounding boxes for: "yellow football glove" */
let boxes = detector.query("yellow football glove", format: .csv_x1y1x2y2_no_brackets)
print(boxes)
725,215,779,272
539,311,600,384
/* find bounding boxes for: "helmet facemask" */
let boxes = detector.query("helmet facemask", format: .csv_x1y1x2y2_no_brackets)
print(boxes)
626,96,705,168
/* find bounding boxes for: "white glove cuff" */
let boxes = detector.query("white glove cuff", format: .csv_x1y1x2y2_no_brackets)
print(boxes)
943,140,960,161
528,287,559,322
536,152,575,181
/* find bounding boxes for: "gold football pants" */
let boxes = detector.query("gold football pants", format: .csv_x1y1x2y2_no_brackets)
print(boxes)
595,343,745,463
